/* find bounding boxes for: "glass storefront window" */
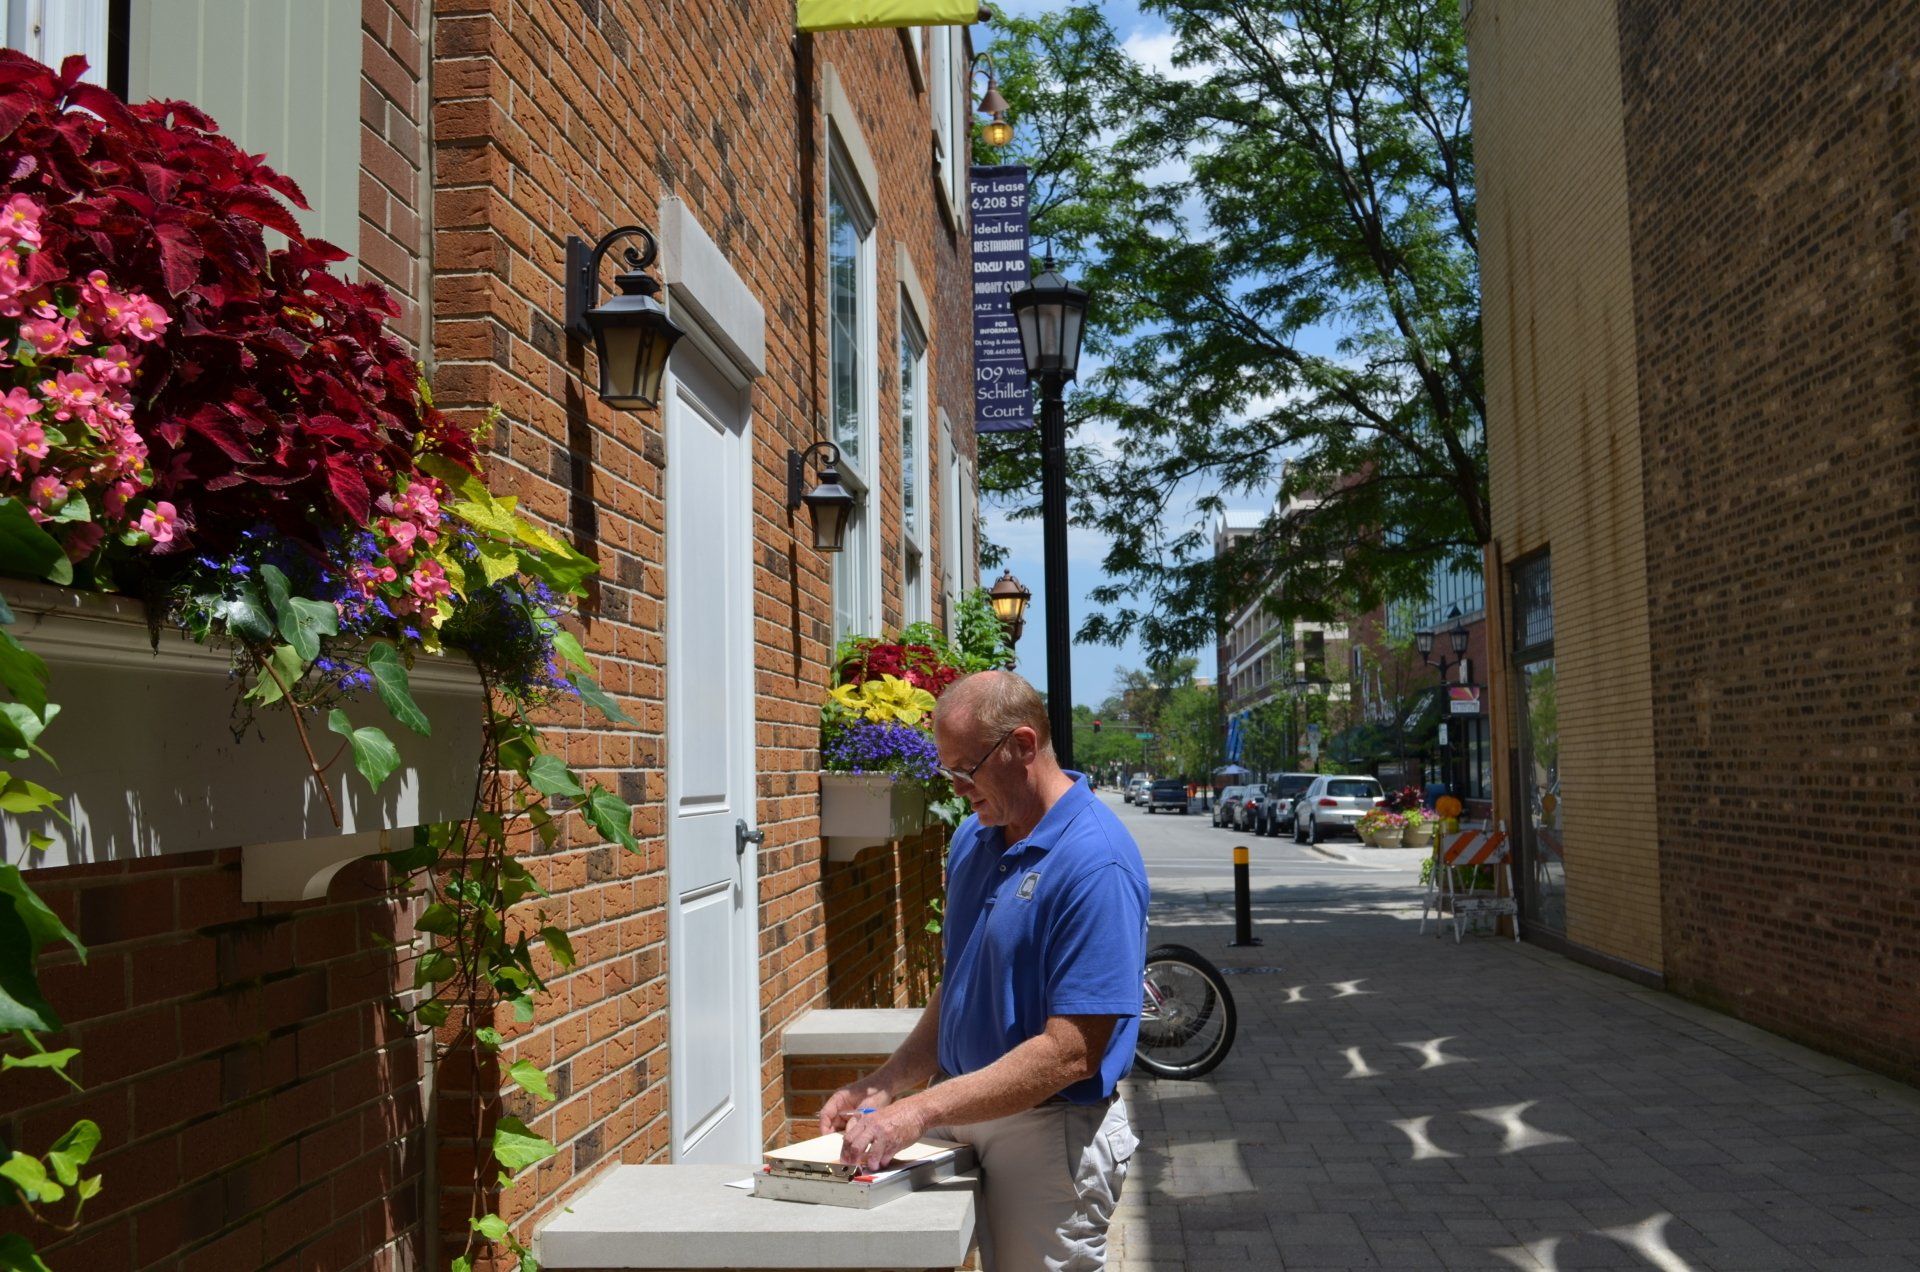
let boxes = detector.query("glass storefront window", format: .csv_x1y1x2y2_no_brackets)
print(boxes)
1510,549,1562,933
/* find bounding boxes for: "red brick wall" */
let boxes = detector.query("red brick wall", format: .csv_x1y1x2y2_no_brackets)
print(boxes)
0,7,440,1268
426,0,973,1254
4,3,970,1266
824,824,949,1011
1617,5,1920,1082
0,855,428,1271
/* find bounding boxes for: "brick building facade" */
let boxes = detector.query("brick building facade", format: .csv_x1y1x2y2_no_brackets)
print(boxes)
1470,0,1919,1081
2,2,982,1267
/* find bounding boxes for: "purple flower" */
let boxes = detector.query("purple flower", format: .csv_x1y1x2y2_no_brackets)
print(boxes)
822,720,941,781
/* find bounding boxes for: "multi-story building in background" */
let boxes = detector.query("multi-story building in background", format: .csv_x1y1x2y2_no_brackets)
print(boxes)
1470,0,1917,1084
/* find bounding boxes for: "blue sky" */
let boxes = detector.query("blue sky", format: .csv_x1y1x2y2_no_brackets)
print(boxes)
970,0,1232,709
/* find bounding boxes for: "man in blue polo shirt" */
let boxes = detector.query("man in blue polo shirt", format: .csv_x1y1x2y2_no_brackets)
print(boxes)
819,671,1149,1270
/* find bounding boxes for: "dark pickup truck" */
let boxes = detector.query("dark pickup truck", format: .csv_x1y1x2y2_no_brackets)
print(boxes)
1145,778,1190,814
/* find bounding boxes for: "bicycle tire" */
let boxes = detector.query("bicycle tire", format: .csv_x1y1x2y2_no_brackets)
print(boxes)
1134,943,1238,1080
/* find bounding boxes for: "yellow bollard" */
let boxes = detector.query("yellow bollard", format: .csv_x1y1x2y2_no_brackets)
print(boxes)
1229,844,1261,946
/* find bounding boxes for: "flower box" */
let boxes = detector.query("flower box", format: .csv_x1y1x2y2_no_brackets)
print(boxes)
819,771,929,862
0,582,486,900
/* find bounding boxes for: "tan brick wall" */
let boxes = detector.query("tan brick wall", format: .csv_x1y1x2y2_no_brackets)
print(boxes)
1466,0,1662,971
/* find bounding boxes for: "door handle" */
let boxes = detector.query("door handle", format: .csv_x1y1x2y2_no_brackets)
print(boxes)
735,819,765,856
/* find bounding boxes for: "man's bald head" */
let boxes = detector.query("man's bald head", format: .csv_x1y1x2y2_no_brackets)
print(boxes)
937,670,1052,753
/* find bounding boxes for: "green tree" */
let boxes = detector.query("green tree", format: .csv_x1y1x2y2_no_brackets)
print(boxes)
983,0,1482,661
1158,680,1221,780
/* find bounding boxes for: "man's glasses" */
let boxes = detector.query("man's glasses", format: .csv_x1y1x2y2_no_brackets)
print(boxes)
936,728,1016,787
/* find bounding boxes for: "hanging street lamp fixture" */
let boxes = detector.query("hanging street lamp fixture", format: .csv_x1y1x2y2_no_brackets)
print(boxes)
1415,605,1472,681
973,53,1015,148
785,440,859,554
1007,255,1090,769
988,569,1032,644
565,224,687,409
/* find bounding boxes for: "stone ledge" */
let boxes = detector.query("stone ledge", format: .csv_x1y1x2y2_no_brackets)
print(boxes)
534,1164,975,1270
783,1008,923,1058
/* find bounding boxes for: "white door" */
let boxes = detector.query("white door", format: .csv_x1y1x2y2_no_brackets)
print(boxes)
665,345,760,1164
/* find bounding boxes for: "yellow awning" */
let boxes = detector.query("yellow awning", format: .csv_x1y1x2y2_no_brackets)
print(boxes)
797,0,978,32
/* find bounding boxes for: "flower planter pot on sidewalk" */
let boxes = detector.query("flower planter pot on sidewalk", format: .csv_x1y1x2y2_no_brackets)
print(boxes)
819,771,929,861
0,581,486,900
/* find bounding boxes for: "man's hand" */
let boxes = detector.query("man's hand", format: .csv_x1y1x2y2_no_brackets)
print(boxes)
837,1098,930,1173
818,1079,893,1135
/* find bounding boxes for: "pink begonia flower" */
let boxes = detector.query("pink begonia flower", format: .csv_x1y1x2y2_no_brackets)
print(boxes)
0,195,42,248
102,480,139,519
29,474,68,511
19,316,72,357
400,481,441,524
15,420,47,463
126,297,170,342
408,558,451,603
84,345,135,385
383,518,420,563
39,371,101,420
0,386,38,425
61,521,105,563
351,561,399,597
138,501,178,544
79,271,112,305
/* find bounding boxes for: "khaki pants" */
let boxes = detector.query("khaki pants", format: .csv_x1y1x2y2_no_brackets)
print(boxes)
934,1098,1137,1271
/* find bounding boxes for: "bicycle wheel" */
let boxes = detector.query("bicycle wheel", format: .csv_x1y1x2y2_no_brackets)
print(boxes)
1135,943,1238,1079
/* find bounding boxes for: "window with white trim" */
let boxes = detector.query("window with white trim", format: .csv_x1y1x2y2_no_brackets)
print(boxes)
930,28,970,217
828,148,878,646
899,301,931,626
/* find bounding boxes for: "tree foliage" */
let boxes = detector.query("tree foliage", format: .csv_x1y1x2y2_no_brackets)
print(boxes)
982,0,1482,662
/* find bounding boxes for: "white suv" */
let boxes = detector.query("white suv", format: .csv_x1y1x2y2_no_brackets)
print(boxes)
1292,775,1385,844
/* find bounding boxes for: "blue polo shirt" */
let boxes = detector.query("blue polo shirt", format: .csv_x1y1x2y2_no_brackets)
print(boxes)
937,774,1150,1104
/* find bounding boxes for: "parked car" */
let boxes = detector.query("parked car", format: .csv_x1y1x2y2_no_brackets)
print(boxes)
1292,775,1386,843
1212,785,1248,827
1146,778,1190,814
1125,777,1150,805
1257,773,1317,837
1231,783,1268,832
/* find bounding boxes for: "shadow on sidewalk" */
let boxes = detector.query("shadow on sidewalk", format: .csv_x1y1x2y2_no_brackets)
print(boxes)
1112,900,1920,1270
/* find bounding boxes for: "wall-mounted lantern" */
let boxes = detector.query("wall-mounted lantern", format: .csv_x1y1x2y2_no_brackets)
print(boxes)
786,441,858,553
564,224,686,410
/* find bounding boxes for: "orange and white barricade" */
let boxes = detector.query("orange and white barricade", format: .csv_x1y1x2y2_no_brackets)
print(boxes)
1420,826,1518,943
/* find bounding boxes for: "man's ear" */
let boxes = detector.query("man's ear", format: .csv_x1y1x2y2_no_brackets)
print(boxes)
1012,725,1041,763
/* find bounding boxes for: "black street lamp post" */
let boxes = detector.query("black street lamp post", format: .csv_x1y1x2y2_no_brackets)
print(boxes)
1008,257,1089,770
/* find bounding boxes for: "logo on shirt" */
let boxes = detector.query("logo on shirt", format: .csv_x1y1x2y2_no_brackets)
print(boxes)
1016,870,1042,900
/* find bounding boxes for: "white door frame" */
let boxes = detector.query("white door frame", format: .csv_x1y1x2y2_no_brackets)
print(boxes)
663,338,761,1164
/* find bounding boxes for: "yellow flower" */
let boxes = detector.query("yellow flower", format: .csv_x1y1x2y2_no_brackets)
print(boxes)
826,676,937,725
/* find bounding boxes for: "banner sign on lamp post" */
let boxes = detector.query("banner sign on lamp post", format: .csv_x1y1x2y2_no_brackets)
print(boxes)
970,164,1034,433
1448,686,1481,715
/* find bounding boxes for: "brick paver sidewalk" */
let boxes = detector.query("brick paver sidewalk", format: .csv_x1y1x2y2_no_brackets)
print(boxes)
1113,889,1920,1270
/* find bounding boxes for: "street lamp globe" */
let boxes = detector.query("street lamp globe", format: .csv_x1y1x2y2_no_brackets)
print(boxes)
1414,628,1436,657
1008,256,1090,382
1448,621,1470,657
988,569,1031,630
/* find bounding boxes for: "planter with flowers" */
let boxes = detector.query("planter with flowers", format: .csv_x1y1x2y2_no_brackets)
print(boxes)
1401,805,1435,848
818,672,942,859
1356,808,1405,847
0,55,638,1271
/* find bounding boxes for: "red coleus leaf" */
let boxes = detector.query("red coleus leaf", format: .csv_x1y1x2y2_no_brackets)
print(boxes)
325,456,373,524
